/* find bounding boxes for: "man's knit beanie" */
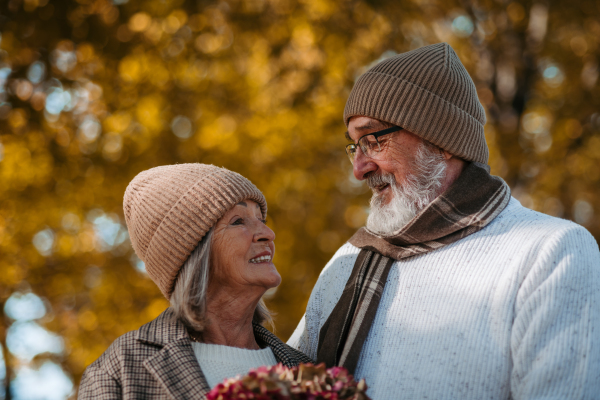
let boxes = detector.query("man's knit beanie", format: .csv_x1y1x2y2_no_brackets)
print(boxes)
123,163,267,299
344,42,488,164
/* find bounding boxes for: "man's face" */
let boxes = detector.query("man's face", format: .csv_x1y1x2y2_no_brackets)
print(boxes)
347,116,426,204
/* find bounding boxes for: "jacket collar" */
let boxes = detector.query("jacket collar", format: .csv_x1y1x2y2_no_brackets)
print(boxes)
253,321,304,367
135,308,311,399
135,307,187,346
143,335,211,400
136,308,303,364
136,308,210,399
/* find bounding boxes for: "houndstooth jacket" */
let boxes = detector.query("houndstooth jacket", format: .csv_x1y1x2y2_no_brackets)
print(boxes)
78,308,313,399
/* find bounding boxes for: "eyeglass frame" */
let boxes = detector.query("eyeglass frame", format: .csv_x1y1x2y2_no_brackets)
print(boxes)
345,125,402,164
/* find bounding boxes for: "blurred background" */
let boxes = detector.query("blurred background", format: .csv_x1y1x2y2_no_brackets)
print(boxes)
0,0,599,398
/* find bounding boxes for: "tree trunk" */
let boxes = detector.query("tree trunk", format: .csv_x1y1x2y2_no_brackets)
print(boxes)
1,306,12,400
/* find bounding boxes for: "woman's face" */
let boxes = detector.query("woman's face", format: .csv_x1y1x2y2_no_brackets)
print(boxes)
210,200,281,295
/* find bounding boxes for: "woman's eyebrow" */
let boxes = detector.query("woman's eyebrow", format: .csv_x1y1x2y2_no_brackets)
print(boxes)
237,201,247,207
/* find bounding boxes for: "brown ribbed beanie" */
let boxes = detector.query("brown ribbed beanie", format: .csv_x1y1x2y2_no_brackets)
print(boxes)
123,164,267,299
344,42,488,164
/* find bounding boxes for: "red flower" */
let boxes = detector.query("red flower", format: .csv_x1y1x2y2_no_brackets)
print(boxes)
206,363,371,400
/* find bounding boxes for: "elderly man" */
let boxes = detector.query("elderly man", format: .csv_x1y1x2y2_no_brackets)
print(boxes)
288,43,600,399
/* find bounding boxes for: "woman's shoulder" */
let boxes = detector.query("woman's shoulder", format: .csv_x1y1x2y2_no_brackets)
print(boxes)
84,329,142,376
84,309,184,374
79,310,201,399
79,329,139,397
104,329,142,356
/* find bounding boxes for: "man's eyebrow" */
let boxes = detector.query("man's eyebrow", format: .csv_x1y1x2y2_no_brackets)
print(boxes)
347,122,384,141
237,201,247,207
354,122,378,132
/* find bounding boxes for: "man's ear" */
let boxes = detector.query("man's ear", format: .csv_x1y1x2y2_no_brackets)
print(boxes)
441,149,454,160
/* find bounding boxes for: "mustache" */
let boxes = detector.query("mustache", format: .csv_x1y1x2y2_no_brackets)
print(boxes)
366,172,396,191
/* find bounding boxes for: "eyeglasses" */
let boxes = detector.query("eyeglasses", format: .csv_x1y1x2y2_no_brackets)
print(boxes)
345,125,402,165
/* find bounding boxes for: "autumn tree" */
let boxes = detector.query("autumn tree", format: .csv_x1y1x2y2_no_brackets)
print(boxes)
0,0,598,396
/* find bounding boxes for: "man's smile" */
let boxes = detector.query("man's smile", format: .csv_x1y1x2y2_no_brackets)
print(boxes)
373,183,390,194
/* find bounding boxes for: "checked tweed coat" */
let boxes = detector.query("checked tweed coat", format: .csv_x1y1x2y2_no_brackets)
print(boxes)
78,308,313,399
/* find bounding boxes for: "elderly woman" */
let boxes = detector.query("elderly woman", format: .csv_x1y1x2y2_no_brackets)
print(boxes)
79,164,312,399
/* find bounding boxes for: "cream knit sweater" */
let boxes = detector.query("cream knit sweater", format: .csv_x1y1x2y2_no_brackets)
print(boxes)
288,198,600,399
191,342,277,389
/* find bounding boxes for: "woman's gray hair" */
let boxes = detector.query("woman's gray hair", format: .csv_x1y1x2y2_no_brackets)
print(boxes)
170,227,274,332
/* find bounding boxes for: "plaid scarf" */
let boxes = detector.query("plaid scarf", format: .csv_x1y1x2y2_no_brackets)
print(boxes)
317,162,510,374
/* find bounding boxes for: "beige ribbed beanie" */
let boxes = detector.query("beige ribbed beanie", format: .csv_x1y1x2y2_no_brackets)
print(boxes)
123,164,267,299
344,42,488,164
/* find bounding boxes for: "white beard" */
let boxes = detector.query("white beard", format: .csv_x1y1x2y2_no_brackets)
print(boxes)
366,142,447,236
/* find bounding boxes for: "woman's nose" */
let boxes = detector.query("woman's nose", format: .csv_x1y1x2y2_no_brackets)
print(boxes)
254,221,276,242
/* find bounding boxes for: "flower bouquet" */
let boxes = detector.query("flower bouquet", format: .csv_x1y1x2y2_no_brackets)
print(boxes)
207,363,371,400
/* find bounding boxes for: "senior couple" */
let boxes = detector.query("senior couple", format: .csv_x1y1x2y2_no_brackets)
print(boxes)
79,43,600,399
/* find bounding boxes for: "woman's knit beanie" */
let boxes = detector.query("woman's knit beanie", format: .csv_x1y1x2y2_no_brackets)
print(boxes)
123,163,267,299
344,42,489,164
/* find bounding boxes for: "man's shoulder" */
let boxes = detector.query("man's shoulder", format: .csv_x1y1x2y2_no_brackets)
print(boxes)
484,197,600,269
318,197,598,279
319,242,361,277
491,197,593,241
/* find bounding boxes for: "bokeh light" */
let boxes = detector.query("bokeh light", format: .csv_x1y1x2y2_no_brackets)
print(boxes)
4,292,46,321
542,64,565,87
27,61,46,84
573,200,594,225
171,115,193,139
451,15,474,37
32,229,55,257
7,321,65,361
12,362,73,400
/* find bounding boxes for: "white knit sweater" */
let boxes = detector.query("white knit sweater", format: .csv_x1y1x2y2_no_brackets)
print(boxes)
191,342,278,388
288,198,600,399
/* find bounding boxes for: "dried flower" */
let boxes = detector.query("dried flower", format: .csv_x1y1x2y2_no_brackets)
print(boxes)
207,363,371,400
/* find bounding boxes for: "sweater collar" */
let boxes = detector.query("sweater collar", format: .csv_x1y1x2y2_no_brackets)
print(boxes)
136,307,307,367
135,308,310,368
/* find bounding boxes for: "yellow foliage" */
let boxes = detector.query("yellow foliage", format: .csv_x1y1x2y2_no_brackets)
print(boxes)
8,108,28,130
103,112,132,133
119,55,143,82
0,265,27,286
144,298,170,320
1,0,600,390
344,205,367,229
198,115,237,149
128,12,152,32
136,95,163,132
0,141,35,190
78,310,99,331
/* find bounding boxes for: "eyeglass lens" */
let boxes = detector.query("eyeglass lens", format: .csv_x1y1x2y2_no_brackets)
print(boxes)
346,136,382,164
345,125,401,165
346,144,356,164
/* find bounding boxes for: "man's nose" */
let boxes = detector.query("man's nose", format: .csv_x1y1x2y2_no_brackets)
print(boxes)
353,148,378,180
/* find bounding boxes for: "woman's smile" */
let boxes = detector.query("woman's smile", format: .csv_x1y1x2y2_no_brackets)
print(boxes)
249,251,272,264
